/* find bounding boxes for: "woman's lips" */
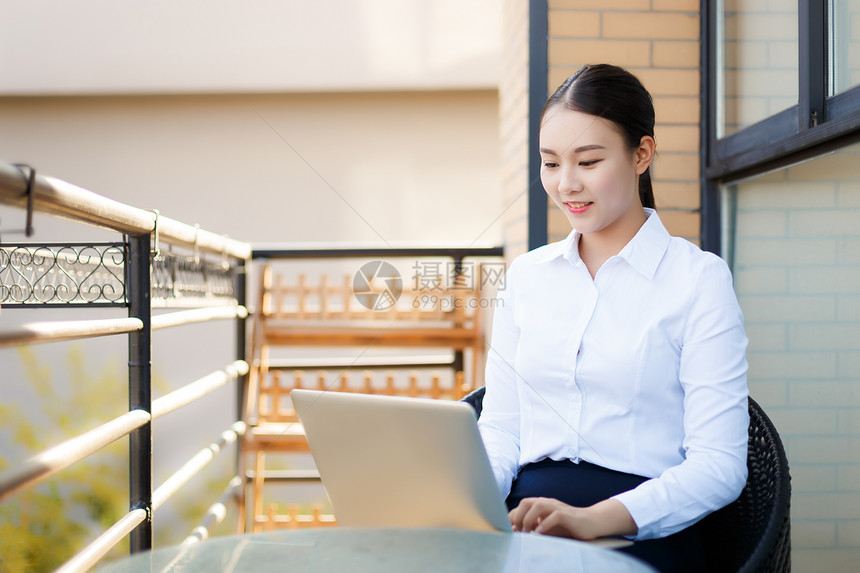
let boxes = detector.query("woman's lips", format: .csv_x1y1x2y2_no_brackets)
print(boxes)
564,201,592,214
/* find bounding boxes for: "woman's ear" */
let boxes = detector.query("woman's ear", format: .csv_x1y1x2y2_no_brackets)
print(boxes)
634,135,656,175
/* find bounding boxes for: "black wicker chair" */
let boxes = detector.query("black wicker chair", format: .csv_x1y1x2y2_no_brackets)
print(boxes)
461,387,792,573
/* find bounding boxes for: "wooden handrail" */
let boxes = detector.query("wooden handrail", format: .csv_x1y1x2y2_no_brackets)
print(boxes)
0,359,248,502
55,509,148,573
0,410,151,503
0,307,249,348
252,243,504,259
152,422,246,511
182,476,243,546
151,306,248,331
0,317,144,348
154,476,243,573
0,162,251,260
152,361,249,419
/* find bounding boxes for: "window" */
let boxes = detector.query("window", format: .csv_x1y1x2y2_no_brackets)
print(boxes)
703,0,860,253
829,0,860,96
719,0,798,137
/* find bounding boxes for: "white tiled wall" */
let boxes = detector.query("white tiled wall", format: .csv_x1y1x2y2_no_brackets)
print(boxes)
731,142,860,570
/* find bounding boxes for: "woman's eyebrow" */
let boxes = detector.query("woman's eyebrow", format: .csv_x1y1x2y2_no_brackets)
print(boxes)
540,144,606,155
573,144,605,153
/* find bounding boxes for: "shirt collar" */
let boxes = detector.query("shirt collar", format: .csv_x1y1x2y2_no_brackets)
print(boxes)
531,208,671,279
616,208,671,279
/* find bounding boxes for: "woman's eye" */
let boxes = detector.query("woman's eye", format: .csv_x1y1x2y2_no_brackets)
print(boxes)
542,161,558,168
579,159,602,167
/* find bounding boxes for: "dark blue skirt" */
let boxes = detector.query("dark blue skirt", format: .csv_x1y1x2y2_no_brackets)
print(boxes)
506,458,705,573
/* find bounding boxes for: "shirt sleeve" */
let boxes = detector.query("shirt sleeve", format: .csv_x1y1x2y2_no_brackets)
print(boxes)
477,263,522,498
612,255,749,540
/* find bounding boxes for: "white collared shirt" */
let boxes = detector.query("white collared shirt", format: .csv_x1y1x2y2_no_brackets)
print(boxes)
478,209,749,540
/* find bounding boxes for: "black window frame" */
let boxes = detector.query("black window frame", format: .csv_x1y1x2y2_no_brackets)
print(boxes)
529,0,549,251
701,0,860,254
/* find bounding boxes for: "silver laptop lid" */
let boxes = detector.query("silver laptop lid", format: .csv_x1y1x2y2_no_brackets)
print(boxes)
291,389,511,532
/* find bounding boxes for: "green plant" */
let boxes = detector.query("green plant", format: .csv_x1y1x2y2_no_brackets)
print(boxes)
0,346,241,572
0,347,128,572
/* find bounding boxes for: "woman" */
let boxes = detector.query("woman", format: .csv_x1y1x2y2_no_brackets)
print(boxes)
477,64,749,572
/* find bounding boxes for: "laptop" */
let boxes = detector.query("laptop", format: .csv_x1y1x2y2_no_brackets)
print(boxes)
290,389,512,532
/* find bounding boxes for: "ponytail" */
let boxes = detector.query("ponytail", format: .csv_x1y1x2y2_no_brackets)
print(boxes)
639,167,655,209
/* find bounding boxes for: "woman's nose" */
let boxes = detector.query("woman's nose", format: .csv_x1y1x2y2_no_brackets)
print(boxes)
558,167,582,195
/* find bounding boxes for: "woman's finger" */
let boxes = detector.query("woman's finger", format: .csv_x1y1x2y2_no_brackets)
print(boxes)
509,497,538,528
508,498,530,529
535,510,562,535
520,498,552,533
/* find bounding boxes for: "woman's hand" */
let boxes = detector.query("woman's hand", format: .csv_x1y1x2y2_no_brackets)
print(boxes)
508,498,638,540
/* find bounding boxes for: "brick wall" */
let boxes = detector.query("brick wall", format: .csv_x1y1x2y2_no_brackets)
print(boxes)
498,0,531,260
732,142,860,571
546,0,701,244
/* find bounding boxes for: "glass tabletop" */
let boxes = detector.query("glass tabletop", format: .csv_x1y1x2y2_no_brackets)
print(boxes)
96,527,655,572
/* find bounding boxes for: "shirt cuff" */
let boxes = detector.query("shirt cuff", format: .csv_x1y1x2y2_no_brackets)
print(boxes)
611,488,660,540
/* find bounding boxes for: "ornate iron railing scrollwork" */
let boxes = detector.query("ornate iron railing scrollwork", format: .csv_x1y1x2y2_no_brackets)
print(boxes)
151,251,236,308
0,243,127,306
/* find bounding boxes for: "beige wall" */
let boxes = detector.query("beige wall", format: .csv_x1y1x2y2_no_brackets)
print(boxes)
0,0,501,95
0,90,501,246
0,0,506,248
546,0,701,244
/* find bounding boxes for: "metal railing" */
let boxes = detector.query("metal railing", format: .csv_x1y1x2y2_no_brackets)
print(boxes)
0,162,250,571
0,160,507,569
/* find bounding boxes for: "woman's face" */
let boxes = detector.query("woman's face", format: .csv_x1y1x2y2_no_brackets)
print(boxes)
539,107,653,242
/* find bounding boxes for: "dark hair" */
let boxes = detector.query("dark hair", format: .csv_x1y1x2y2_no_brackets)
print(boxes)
542,64,656,209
